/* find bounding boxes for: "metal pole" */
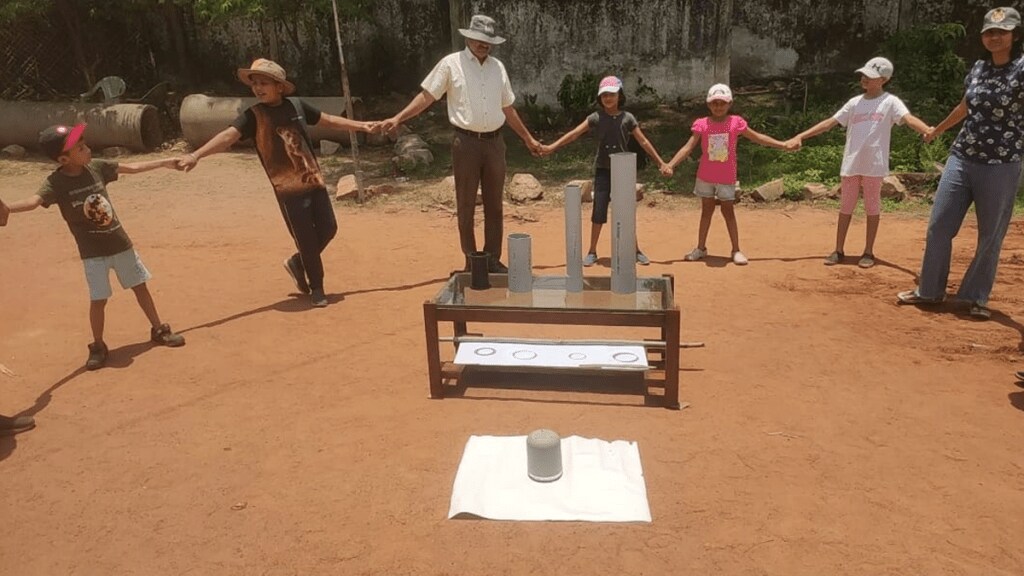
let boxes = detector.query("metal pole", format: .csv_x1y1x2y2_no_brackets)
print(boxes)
331,0,364,202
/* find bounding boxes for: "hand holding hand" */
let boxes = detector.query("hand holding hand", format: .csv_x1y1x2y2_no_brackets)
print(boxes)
177,153,198,173
784,137,802,152
923,126,938,144
659,163,673,177
527,138,543,157
379,116,401,134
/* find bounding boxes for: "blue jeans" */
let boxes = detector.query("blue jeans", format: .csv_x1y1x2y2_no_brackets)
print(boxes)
916,154,1021,305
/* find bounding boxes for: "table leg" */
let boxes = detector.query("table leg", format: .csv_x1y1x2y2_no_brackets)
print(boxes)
423,302,444,399
664,308,681,409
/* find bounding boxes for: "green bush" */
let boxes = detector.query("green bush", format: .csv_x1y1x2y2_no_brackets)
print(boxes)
557,72,601,123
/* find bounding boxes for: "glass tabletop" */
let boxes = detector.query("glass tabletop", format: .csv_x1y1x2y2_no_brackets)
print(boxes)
432,273,674,311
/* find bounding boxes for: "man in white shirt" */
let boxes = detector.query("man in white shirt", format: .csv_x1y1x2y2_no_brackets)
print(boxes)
381,14,542,273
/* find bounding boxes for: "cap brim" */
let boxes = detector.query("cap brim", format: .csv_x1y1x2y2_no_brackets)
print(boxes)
598,87,621,95
64,123,87,152
982,23,1018,32
855,67,884,78
459,29,506,45
236,69,296,95
707,96,732,103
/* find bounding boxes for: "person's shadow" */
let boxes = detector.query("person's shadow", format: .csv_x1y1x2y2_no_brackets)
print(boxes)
0,340,156,463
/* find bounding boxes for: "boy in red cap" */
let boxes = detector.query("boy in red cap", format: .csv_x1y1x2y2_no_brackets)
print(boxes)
3,124,186,370
178,58,378,308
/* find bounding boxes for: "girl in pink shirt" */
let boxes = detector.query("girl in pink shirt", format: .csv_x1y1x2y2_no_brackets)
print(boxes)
663,84,795,265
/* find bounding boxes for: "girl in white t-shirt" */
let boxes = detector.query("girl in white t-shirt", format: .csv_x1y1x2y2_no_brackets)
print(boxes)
790,57,931,268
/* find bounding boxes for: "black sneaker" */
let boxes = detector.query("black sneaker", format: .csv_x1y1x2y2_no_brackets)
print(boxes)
284,255,310,294
151,324,186,347
86,342,108,370
310,288,328,308
0,414,35,434
488,260,509,274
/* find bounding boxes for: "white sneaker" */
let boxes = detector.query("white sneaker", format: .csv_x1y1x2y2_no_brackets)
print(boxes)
684,247,707,261
732,250,749,265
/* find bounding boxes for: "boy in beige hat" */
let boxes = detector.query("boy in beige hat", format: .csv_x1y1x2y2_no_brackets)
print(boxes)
178,58,377,308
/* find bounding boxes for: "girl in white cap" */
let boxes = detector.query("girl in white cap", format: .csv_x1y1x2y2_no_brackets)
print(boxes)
541,76,669,266
790,56,931,269
662,84,795,265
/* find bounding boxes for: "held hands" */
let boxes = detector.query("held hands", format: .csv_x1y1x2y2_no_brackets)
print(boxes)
176,153,199,173
527,137,544,157
659,162,673,177
783,137,802,152
923,126,938,144
379,116,402,135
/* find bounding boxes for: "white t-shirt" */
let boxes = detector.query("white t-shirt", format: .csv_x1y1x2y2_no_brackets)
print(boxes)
833,92,909,177
420,48,516,133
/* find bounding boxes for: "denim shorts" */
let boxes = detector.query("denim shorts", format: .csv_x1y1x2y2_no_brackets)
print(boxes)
693,177,737,201
82,248,152,301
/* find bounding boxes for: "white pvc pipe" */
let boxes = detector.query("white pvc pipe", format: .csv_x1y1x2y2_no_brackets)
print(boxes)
564,183,583,293
507,233,533,293
610,153,637,294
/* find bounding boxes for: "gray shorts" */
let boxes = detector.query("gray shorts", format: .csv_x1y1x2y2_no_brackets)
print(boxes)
82,248,152,301
694,177,738,201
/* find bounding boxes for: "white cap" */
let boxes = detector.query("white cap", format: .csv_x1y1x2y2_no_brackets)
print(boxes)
856,57,894,79
706,83,733,103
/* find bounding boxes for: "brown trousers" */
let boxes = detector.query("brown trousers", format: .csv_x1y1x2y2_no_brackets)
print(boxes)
452,131,506,262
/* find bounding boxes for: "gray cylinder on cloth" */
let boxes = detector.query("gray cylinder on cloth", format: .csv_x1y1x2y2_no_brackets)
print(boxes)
563,184,584,293
527,429,563,482
0,101,162,152
179,94,362,148
610,153,637,294
507,233,533,293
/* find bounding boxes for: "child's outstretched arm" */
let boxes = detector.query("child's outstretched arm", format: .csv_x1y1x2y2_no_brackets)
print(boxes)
901,113,932,137
540,119,589,156
630,126,669,171
792,118,839,146
3,194,44,218
119,158,181,175
318,113,378,134
177,127,243,172
663,134,700,175
742,127,792,150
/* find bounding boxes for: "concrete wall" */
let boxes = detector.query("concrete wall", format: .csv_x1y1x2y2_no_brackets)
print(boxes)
186,0,1022,100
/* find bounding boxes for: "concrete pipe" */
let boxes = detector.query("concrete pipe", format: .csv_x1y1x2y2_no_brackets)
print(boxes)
179,94,366,148
0,101,162,152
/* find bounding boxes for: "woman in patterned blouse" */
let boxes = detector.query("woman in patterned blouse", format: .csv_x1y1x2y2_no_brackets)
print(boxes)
897,7,1024,320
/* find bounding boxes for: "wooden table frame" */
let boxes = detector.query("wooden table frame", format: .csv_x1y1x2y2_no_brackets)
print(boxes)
422,274,681,409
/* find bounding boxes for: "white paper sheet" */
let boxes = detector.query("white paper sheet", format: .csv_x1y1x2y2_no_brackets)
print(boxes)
448,435,652,523
453,342,649,370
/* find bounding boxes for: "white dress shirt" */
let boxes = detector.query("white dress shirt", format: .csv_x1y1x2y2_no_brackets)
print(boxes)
421,48,516,133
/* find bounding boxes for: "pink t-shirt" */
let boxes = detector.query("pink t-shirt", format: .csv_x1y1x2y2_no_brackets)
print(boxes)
692,115,748,185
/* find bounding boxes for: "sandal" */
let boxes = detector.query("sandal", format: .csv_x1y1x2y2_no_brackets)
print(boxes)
896,290,943,305
968,303,991,320
858,253,876,269
824,251,844,266
1014,370,1024,381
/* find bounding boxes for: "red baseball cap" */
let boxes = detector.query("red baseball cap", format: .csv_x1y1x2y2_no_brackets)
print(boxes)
39,124,87,160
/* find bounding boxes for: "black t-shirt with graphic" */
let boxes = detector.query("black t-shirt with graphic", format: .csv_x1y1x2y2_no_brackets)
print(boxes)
232,99,327,197
37,159,132,260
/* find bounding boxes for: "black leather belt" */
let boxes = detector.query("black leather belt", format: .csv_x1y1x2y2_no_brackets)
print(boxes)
454,126,502,139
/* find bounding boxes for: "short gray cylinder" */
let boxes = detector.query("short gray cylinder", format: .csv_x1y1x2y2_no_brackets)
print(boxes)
507,233,533,293
610,153,637,294
564,184,583,293
527,429,563,482
0,101,162,152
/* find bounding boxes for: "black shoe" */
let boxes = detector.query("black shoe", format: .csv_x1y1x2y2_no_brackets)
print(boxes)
284,255,310,294
86,342,108,370
488,260,509,274
151,324,186,347
310,288,328,308
0,414,35,434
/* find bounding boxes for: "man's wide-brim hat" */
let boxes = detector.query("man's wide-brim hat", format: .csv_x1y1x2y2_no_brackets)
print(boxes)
459,14,506,45
237,58,296,95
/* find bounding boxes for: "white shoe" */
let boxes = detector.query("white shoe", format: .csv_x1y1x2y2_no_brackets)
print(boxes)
684,247,707,261
732,251,749,265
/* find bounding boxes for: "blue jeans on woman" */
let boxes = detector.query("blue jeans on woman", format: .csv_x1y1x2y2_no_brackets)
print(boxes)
916,154,1021,305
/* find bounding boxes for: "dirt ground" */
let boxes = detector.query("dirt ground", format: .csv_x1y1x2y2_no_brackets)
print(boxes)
2,152,1023,576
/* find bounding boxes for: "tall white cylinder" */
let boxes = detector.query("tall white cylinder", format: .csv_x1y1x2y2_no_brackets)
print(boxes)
508,233,533,293
610,153,637,294
564,184,583,292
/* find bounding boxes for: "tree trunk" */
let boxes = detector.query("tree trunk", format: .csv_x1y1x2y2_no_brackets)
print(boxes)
55,0,94,90
163,3,190,78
